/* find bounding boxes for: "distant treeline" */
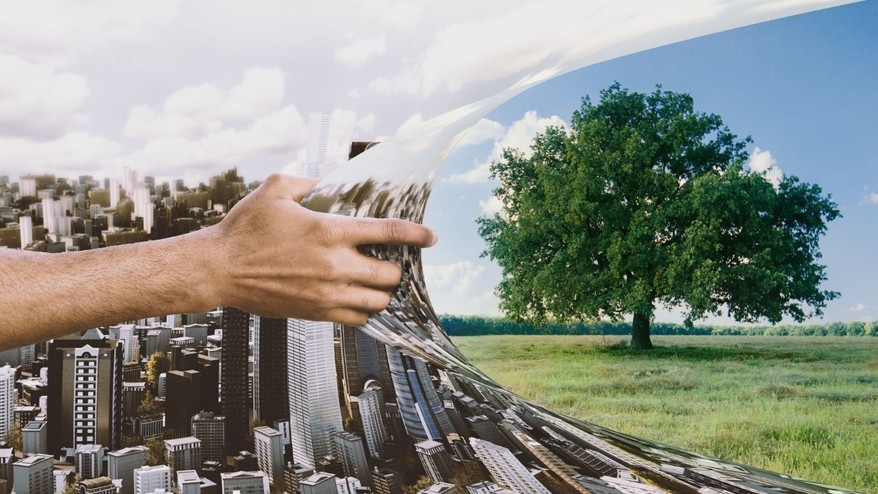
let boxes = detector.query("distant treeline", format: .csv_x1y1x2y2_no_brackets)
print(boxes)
439,316,878,337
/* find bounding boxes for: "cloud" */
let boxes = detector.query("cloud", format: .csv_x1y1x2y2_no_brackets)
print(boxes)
747,146,784,187
456,118,505,147
283,109,377,177
0,53,89,139
848,303,869,312
479,195,503,216
867,192,878,204
335,35,387,68
0,0,180,66
446,110,566,184
423,261,485,297
0,132,121,174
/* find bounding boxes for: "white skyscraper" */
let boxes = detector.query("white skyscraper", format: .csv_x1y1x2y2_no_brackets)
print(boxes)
132,187,154,234
253,426,284,489
469,438,550,494
357,389,388,458
19,215,33,248
41,198,57,234
110,179,120,208
286,319,343,467
302,112,331,179
0,366,15,440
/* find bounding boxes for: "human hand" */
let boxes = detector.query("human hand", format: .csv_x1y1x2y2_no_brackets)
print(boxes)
205,174,437,325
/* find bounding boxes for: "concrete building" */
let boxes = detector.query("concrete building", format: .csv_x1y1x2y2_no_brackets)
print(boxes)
12,454,53,494
165,437,201,478
357,389,388,458
220,471,269,494
108,446,147,494
78,476,117,494
418,483,457,494
0,449,14,486
19,215,33,248
252,426,283,490
415,440,454,485
165,370,201,439
176,470,201,494
133,465,171,494
298,472,336,494
332,432,371,487
21,421,47,455
75,444,106,479
191,412,225,465
0,366,14,442
252,317,288,425
371,468,404,494
286,318,343,466
336,476,362,494
469,438,550,494
221,308,251,454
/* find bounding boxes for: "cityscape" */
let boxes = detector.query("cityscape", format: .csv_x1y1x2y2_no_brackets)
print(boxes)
0,137,859,494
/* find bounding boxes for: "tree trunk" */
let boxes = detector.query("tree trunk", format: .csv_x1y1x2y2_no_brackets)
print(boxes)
630,311,653,350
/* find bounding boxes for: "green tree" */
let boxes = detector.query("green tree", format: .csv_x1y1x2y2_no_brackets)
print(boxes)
478,83,839,350
145,351,169,393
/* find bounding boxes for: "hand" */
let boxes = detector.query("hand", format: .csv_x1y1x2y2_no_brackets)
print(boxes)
206,174,437,325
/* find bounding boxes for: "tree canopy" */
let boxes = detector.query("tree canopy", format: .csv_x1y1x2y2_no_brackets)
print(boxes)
477,83,839,349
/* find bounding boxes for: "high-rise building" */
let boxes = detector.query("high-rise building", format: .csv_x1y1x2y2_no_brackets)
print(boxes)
386,348,454,442
302,112,331,179
164,437,201,478
415,440,455,485
107,446,147,494
282,462,314,494
0,449,14,485
372,468,404,494
220,471,269,494
22,421,47,454
77,476,117,494
75,444,105,479
332,431,372,487
221,307,251,454
176,470,201,494
252,316,288,425
469,438,550,494
253,426,283,491
12,454,53,494
133,465,171,494
19,215,33,248
298,472,337,494
358,388,389,458
191,412,225,465
286,319,343,467
122,382,146,419
165,370,201,438
48,339,123,454
0,366,15,442
337,476,363,494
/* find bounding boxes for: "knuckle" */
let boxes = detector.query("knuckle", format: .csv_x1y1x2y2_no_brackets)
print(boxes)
264,173,285,187
384,219,406,242
319,258,343,281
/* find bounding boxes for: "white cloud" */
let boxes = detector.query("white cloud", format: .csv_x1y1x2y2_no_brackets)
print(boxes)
456,118,505,147
446,110,566,184
335,35,387,68
0,53,89,139
0,0,180,66
0,132,121,174
747,146,784,187
479,196,503,217
848,303,869,312
868,192,878,204
423,261,485,297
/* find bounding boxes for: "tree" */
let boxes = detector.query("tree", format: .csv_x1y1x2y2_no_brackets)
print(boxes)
145,351,169,393
478,83,839,350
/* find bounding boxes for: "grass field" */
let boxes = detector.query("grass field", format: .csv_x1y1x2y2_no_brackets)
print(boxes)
452,335,878,493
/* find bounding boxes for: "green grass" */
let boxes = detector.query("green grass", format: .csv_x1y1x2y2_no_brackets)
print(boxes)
452,335,878,493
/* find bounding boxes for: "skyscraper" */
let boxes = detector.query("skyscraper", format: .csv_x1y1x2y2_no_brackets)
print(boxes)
253,316,288,424
191,412,225,465
469,438,550,494
107,446,147,494
286,319,343,467
358,388,389,458
75,444,105,479
221,307,251,454
253,426,284,491
332,431,372,487
220,471,269,494
0,366,15,442
12,454,54,494
386,348,454,442
415,440,455,485
48,339,123,454
164,437,201,479
19,215,33,248
165,370,201,439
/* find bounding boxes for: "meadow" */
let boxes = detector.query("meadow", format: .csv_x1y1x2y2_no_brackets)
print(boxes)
452,335,878,493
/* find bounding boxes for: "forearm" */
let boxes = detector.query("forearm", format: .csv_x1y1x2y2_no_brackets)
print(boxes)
0,228,221,349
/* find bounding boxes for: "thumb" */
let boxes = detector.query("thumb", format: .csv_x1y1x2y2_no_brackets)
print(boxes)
262,174,319,202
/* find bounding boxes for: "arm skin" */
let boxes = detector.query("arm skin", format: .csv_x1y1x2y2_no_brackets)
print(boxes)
0,174,437,350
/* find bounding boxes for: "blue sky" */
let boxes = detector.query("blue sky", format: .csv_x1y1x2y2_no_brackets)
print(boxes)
1,0,873,324
424,1,878,323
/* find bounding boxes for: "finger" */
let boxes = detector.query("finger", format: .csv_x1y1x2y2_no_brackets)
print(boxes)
322,308,372,327
343,255,403,289
342,217,438,248
261,173,319,201
332,286,393,313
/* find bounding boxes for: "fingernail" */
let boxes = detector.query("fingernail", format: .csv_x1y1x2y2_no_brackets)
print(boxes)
429,230,439,246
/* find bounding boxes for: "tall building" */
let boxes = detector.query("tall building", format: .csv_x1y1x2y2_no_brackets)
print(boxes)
415,440,455,485
339,325,395,421
0,366,15,441
386,348,454,442
252,316,288,424
12,454,53,494
22,421,47,454
165,370,201,438
0,449,14,485
19,215,33,248
282,463,314,494
107,446,147,494
253,426,284,491
75,444,105,479
221,307,251,454
332,431,372,487
133,465,171,494
358,388,389,457
286,319,343,467
191,412,225,465
372,468,404,494
48,339,123,454
469,438,550,494
220,471,269,494
176,470,201,494
302,112,331,179
164,437,201,478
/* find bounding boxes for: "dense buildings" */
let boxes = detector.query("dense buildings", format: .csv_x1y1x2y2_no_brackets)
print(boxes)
221,307,251,454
